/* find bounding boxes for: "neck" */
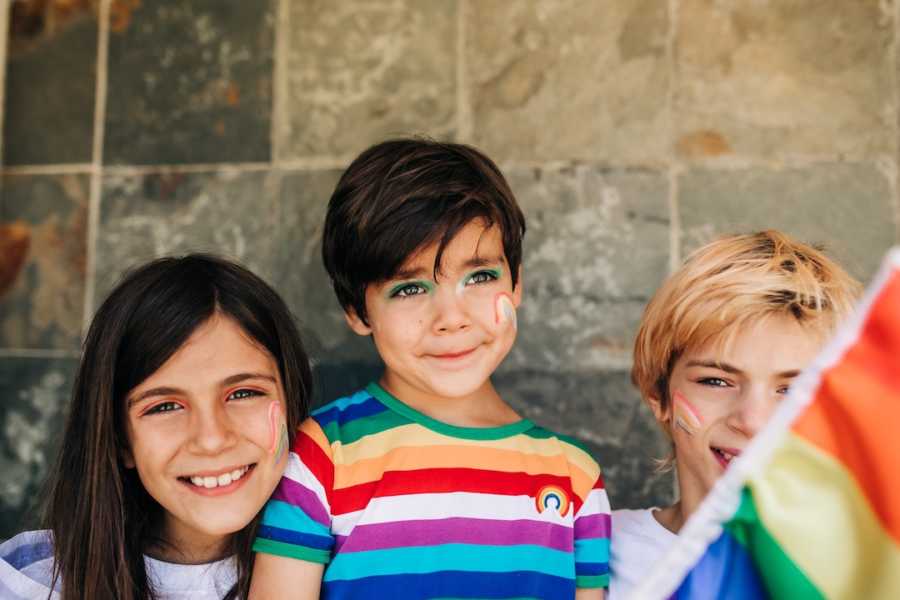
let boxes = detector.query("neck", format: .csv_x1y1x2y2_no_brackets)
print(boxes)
655,467,710,535
653,501,689,534
379,373,520,428
150,520,230,565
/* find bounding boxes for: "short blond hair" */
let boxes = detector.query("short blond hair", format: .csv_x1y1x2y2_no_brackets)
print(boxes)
633,230,861,417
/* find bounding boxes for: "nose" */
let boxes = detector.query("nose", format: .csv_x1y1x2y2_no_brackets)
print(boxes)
432,287,471,334
188,404,238,454
726,386,777,437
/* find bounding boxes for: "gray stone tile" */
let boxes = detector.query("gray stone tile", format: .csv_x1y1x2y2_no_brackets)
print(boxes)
280,0,456,159
679,163,896,283
508,166,670,370
4,3,97,165
0,357,78,538
104,1,274,164
96,170,283,300
468,0,669,162
0,175,89,349
675,0,894,160
96,169,379,370
495,368,674,510
267,170,379,367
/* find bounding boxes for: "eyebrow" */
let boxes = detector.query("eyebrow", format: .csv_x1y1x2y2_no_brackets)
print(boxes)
127,372,277,407
461,255,504,270
685,360,803,379
391,267,431,281
390,255,505,282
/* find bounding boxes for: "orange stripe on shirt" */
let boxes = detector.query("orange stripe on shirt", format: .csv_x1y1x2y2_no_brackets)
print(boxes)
332,443,596,496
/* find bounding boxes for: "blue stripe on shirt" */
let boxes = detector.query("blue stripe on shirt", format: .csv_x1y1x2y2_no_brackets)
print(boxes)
324,570,575,600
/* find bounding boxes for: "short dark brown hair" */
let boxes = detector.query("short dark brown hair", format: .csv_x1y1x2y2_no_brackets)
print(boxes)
322,138,526,324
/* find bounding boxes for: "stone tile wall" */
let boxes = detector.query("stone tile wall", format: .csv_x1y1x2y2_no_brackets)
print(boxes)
1,0,898,536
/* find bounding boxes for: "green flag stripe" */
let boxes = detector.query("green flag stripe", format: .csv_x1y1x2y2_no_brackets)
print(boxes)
724,487,825,600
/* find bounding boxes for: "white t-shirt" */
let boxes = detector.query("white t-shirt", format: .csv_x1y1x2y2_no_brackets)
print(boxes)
609,508,679,600
0,530,237,599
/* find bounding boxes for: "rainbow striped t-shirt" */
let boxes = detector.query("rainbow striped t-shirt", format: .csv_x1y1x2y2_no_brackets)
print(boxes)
253,382,611,599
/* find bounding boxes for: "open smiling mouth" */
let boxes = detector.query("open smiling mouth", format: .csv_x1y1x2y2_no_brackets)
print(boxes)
711,447,739,469
178,464,256,490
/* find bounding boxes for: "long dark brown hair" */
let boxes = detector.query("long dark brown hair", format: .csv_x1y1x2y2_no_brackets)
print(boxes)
42,254,312,599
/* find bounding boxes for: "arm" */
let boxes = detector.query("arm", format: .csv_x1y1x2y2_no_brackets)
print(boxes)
249,419,335,599
573,465,612,595
249,554,324,600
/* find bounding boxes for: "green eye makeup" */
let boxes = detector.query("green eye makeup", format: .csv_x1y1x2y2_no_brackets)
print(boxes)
462,267,502,287
387,280,434,299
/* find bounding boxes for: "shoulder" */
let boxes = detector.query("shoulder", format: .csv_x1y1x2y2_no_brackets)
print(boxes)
309,386,394,443
525,424,602,478
0,530,58,598
610,508,678,597
610,509,678,600
0,530,54,567
612,508,676,545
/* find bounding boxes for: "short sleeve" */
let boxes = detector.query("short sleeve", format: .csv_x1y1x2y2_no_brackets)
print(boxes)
573,475,612,589
252,418,335,564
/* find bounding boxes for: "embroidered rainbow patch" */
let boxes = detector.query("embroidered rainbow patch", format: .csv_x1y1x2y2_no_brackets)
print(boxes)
673,391,703,436
535,485,570,516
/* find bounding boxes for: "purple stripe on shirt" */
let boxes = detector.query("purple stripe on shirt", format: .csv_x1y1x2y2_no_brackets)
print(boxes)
271,476,330,527
334,517,574,553
573,512,611,539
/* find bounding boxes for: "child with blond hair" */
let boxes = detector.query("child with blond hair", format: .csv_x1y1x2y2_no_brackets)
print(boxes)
609,230,861,599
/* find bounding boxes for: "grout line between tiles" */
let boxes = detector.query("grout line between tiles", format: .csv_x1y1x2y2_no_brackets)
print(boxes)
81,0,111,335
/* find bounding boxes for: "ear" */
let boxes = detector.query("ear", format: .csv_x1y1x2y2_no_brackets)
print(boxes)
512,265,523,307
647,394,670,425
344,307,373,336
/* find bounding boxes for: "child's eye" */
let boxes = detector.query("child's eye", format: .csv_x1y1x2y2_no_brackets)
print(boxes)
466,269,500,286
227,388,265,401
698,377,729,388
389,282,429,298
776,384,791,395
144,401,182,415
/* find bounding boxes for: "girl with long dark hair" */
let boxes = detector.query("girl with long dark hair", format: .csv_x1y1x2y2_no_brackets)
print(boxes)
0,254,312,599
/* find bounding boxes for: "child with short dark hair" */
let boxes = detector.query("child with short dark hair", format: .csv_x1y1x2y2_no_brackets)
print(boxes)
251,139,611,599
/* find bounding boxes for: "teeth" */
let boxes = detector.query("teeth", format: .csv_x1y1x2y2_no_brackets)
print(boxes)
713,448,735,463
186,465,250,489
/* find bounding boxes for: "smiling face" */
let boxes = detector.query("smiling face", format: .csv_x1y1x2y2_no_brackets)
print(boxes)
655,314,823,510
124,313,288,562
345,220,521,411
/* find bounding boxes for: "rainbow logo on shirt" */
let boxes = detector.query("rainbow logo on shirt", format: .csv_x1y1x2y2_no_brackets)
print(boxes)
535,485,570,516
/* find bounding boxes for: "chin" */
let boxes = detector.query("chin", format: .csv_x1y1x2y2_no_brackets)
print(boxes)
425,375,490,399
191,513,256,537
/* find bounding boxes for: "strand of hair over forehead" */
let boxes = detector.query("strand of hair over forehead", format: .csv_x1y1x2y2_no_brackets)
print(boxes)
702,233,855,313
635,231,860,395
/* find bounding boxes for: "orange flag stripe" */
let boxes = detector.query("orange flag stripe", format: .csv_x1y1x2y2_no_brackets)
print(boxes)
793,270,900,545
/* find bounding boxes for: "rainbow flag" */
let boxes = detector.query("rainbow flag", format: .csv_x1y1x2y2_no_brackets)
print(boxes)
633,249,900,600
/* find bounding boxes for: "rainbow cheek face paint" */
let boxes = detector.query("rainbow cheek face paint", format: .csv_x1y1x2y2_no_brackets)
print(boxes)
494,293,517,330
672,391,703,436
268,400,288,464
